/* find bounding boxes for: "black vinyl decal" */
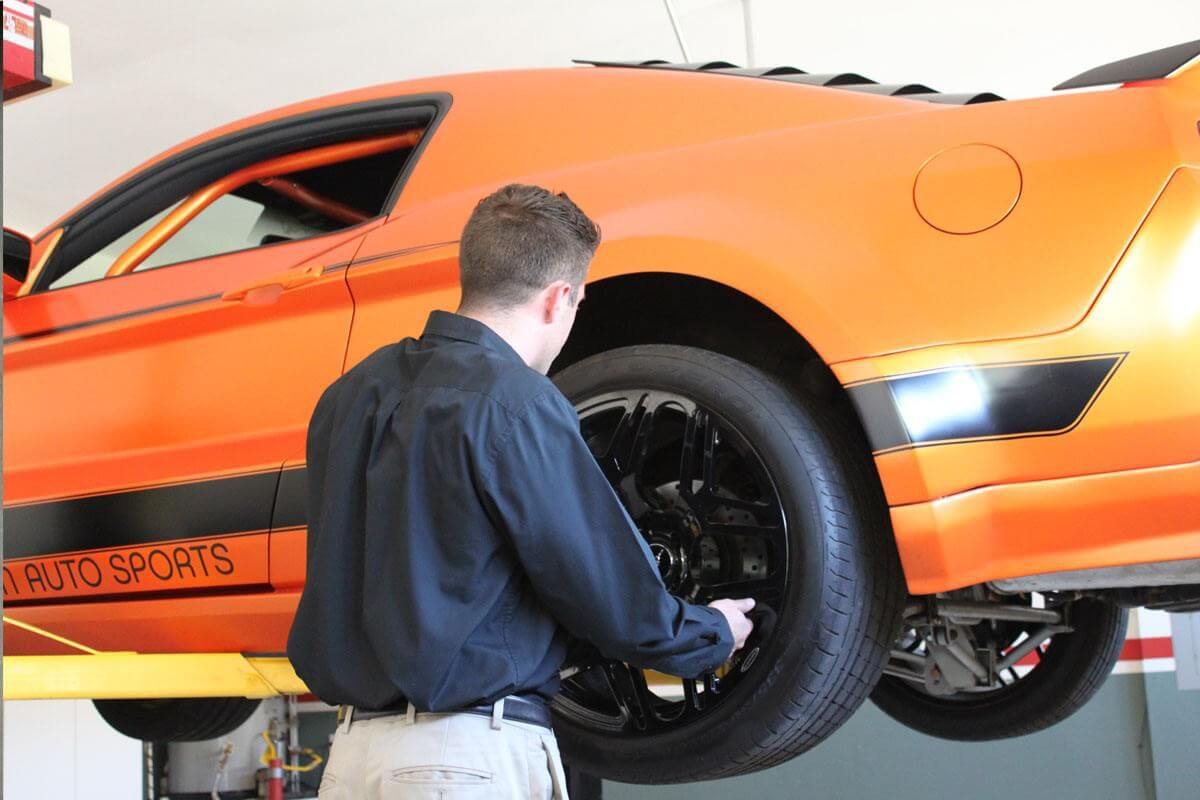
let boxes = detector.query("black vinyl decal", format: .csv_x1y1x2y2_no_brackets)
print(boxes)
846,354,1124,453
3,293,221,345
5,240,460,346
271,466,309,530
4,469,283,560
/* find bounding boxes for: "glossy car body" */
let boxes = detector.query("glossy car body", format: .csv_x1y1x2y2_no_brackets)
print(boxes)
4,49,1198,670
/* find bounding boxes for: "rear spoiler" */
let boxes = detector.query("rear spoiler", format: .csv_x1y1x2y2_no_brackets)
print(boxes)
1054,39,1200,90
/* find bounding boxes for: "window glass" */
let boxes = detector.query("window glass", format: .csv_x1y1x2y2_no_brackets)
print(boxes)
52,204,175,290
46,137,416,291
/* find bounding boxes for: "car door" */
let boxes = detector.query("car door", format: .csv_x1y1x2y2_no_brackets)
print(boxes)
2,182,373,608
268,186,466,595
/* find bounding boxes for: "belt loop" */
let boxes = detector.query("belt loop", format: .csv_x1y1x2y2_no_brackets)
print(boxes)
490,697,505,730
340,705,354,733
406,703,417,725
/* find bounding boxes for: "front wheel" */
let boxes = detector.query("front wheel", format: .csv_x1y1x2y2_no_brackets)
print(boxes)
550,345,904,783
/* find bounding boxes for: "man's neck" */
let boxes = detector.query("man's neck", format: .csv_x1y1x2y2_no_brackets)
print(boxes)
456,306,540,370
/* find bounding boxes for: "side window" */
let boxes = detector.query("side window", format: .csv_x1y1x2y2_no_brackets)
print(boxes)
49,130,422,291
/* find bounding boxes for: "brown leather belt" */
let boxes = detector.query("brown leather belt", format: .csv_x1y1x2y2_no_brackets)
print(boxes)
337,695,551,730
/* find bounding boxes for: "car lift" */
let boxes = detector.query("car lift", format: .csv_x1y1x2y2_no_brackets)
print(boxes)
4,616,602,798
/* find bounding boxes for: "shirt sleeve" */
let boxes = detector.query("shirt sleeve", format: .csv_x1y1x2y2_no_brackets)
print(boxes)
479,389,734,678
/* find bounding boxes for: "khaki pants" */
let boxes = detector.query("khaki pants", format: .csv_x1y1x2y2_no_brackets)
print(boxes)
318,701,570,799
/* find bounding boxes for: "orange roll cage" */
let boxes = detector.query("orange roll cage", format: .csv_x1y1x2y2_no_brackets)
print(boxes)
104,129,423,278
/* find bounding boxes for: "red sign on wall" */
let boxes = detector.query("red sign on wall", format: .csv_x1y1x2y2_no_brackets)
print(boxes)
2,0,37,89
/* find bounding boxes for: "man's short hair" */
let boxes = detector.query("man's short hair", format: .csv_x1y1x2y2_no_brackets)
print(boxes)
458,184,601,309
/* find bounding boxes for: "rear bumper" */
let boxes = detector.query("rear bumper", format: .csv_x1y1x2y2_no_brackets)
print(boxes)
891,459,1200,594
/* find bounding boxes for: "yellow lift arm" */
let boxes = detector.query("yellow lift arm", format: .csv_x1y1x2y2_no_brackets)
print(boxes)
3,616,309,700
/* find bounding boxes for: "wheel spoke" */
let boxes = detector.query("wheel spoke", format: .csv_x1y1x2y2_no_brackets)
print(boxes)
706,568,786,591
676,409,705,516
682,676,703,713
678,407,699,486
702,522,782,540
602,394,667,488
602,662,656,731
600,395,647,480
701,415,718,493
626,407,657,479
699,573,785,599
628,666,662,724
703,670,722,699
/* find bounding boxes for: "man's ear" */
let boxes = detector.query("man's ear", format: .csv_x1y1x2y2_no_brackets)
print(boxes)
543,281,573,323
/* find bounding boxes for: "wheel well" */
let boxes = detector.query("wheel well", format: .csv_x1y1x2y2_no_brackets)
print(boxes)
554,271,864,438
553,270,901,585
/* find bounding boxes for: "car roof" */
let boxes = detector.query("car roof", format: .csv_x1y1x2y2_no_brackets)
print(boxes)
36,65,962,240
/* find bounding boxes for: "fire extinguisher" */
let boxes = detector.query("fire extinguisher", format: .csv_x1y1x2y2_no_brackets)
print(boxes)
266,757,284,800
258,721,324,798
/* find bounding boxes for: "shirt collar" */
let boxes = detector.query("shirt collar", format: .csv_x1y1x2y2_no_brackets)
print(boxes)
421,310,527,365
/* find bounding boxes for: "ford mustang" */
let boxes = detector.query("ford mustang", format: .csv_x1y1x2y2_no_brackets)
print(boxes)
4,39,1198,783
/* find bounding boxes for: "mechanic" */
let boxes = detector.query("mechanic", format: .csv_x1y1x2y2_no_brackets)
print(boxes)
287,183,756,799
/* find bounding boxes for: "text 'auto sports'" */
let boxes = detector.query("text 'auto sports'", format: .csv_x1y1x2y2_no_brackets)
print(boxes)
3,40,1198,783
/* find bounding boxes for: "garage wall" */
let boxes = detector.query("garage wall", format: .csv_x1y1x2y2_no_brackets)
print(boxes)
2,700,141,800
607,675,1160,800
602,609,1200,800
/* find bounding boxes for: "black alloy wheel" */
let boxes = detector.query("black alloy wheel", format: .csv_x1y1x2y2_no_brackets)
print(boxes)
555,387,789,733
550,345,904,783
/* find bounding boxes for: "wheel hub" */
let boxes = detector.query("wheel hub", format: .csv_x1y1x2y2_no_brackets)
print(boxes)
647,532,689,591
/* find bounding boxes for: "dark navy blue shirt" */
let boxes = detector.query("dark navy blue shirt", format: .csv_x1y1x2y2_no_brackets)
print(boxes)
288,310,732,712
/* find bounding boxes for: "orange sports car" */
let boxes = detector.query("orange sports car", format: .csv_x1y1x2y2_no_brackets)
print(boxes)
4,39,1198,783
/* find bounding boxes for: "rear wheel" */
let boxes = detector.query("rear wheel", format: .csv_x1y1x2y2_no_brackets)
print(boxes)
871,594,1127,740
550,345,903,783
93,697,261,742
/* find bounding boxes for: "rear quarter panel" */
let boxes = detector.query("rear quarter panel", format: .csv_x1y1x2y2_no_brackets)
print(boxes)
370,70,1181,365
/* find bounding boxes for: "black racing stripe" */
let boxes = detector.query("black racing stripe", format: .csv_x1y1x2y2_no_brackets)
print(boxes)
320,240,459,274
3,293,220,345
846,354,1125,453
845,380,913,454
271,466,309,530
7,240,460,346
348,240,460,268
3,470,281,560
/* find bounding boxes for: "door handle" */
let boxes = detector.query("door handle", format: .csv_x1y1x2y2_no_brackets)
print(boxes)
221,263,325,302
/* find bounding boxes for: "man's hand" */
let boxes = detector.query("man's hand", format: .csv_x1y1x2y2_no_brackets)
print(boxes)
708,597,756,655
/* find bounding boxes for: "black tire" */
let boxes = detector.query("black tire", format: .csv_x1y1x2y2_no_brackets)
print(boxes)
93,697,261,742
871,598,1128,740
550,345,904,783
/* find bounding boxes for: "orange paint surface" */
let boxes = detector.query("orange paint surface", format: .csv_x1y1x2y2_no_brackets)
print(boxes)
3,62,1198,659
